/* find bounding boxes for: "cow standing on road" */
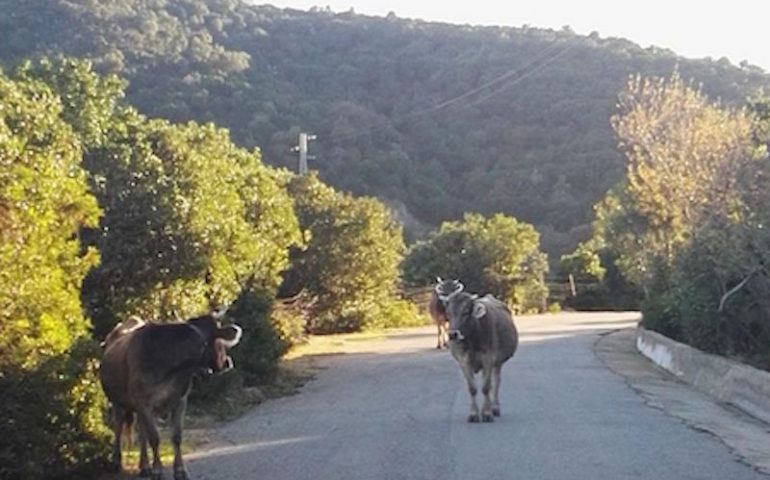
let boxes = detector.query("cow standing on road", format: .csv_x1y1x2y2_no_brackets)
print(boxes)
429,277,459,349
438,281,518,422
100,311,242,480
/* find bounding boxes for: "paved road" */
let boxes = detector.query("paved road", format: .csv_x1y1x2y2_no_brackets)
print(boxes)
187,312,769,480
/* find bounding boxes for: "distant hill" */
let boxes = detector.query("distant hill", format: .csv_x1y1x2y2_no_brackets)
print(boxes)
2,0,768,255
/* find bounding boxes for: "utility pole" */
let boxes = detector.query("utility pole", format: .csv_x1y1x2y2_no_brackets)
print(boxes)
292,132,316,175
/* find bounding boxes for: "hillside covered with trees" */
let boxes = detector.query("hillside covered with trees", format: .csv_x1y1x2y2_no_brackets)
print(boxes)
2,0,768,254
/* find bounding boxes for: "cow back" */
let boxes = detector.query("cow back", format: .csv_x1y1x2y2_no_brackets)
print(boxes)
476,295,518,364
101,323,206,410
100,329,139,408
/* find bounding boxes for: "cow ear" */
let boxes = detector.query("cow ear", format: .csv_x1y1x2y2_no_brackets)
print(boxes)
212,306,229,320
472,302,487,319
217,324,242,348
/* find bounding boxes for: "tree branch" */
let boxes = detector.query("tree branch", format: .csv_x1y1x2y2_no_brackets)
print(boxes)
718,269,758,312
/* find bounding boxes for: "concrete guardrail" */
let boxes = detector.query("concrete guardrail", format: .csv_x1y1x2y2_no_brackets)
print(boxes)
636,326,770,425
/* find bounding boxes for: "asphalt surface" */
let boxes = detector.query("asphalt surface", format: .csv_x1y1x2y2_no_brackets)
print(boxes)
187,312,770,480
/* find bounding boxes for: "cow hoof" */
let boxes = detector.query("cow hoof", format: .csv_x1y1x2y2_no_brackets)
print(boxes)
482,413,494,423
174,470,189,480
467,414,480,423
492,407,501,417
139,468,153,478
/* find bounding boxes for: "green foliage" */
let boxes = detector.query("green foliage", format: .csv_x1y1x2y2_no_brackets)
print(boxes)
403,213,549,312
0,69,108,478
82,111,301,335
598,73,755,296
0,68,101,369
282,173,419,333
15,56,127,148
0,340,111,480
2,1,769,257
592,73,770,367
559,240,605,282
227,287,304,385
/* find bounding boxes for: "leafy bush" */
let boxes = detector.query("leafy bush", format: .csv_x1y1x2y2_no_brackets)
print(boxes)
403,213,549,312
0,66,110,478
0,341,110,480
80,110,301,336
282,174,416,333
559,240,605,282
228,287,305,385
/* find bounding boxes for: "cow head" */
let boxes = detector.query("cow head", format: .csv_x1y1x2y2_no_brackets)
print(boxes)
445,291,483,343
435,278,464,304
188,310,242,374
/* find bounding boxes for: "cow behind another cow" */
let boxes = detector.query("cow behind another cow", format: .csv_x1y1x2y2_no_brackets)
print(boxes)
100,311,242,480
439,281,518,422
429,277,462,349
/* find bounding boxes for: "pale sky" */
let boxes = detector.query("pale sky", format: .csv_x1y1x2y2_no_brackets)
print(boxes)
262,1,770,72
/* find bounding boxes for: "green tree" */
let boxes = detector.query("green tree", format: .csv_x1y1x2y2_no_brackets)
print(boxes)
592,73,770,365
282,173,419,333
0,68,109,478
603,72,755,297
3,0,768,260
559,240,605,283
15,56,126,149
403,213,549,313
82,114,301,335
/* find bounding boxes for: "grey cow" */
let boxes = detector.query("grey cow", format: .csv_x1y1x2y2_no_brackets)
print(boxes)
100,311,242,479
438,280,518,422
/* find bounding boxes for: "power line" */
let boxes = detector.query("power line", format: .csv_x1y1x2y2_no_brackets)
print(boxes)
459,42,577,109
401,41,567,118
326,40,575,144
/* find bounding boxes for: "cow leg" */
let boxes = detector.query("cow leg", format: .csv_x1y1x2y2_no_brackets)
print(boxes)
480,362,495,422
136,407,164,480
171,397,189,480
440,321,449,348
491,364,502,417
436,323,443,349
458,361,480,422
109,406,124,472
137,420,151,478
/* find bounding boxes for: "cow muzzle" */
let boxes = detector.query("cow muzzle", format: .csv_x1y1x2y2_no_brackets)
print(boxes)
447,330,465,341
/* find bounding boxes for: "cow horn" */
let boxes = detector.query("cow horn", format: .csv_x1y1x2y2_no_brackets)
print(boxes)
219,324,243,348
455,282,464,293
436,276,443,284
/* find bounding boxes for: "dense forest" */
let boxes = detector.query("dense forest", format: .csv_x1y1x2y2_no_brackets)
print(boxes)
2,0,768,255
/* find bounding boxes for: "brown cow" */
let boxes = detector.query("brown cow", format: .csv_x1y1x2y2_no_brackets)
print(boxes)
430,278,463,349
101,315,146,349
100,311,242,480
